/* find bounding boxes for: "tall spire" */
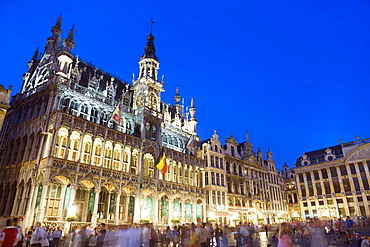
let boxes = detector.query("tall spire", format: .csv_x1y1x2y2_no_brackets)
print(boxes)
45,15,62,53
174,87,180,104
174,87,181,113
30,48,39,63
63,25,75,53
52,15,62,37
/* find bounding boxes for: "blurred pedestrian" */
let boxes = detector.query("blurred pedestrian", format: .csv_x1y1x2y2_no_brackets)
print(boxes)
277,222,293,247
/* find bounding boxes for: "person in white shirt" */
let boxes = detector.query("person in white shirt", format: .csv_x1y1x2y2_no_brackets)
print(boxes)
142,223,151,247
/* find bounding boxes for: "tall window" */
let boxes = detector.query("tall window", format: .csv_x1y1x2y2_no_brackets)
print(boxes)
113,149,121,170
93,145,102,166
340,165,347,176
82,142,91,164
103,147,112,169
70,139,79,161
131,155,138,174
45,184,62,216
21,182,32,215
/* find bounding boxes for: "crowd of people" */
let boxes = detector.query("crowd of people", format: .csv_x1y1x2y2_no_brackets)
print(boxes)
1,216,370,247
273,216,370,247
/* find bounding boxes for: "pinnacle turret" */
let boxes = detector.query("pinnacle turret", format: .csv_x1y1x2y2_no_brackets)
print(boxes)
189,98,196,120
63,25,75,52
51,15,62,37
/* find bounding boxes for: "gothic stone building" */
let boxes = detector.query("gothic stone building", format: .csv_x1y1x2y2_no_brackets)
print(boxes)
0,17,205,229
294,138,370,220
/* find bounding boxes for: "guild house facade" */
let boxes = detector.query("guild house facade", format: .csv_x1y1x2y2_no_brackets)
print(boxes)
0,17,285,229
294,138,370,220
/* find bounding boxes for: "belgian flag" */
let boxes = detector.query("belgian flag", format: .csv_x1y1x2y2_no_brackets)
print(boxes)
156,149,167,177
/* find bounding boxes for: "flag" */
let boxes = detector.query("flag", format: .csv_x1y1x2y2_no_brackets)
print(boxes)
186,135,195,154
156,150,167,177
110,103,121,123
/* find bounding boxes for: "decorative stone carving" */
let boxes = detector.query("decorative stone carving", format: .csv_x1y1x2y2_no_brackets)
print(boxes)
346,145,370,162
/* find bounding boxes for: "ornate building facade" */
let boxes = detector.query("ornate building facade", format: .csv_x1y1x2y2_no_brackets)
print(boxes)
294,138,370,221
281,163,299,221
0,17,206,229
0,17,286,230
198,132,287,225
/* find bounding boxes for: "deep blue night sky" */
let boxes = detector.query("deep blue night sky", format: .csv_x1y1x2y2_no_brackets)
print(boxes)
1,0,370,169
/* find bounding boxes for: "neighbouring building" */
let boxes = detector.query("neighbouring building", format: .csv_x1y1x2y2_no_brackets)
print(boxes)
198,131,287,225
281,162,299,221
294,137,370,220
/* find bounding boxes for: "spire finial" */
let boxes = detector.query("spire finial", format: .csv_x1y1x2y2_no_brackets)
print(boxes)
32,47,39,61
190,98,195,108
150,19,154,33
174,87,180,104
141,23,157,60
63,25,75,52
52,15,62,36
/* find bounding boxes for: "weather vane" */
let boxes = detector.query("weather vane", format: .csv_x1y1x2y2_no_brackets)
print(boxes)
150,18,154,33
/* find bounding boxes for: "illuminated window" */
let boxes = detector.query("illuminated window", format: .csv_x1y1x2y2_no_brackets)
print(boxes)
113,149,121,170
103,147,112,169
93,145,102,166
45,184,62,217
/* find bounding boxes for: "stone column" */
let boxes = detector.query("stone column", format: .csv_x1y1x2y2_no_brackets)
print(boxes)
57,185,67,220
336,167,345,192
181,199,185,222
203,203,207,222
42,132,53,158
153,194,159,223
10,183,21,216
91,189,101,227
35,183,49,223
63,131,72,160
23,183,39,228
76,131,85,163
302,173,312,217
133,195,141,223
192,201,197,223
168,198,173,225
354,163,370,216
115,193,121,225
106,192,112,222
345,165,355,191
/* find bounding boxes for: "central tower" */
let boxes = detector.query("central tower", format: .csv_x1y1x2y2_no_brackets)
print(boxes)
132,33,164,114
